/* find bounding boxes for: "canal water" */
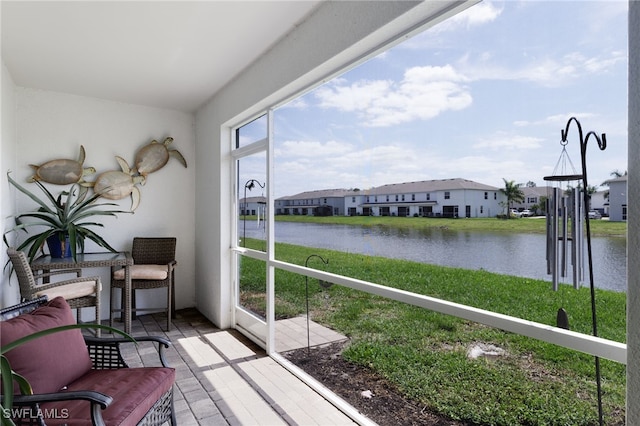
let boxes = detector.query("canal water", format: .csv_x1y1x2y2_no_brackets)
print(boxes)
240,221,627,293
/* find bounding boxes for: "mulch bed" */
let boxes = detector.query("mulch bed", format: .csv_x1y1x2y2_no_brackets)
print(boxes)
282,340,469,425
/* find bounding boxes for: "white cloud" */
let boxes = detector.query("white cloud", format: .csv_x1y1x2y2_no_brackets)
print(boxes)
398,2,502,50
450,1,503,28
314,65,472,127
314,80,393,113
428,1,503,34
514,113,597,127
457,50,625,87
275,139,441,193
279,97,308,110
272,1,627,196
473,133,544,151
276,140,353,158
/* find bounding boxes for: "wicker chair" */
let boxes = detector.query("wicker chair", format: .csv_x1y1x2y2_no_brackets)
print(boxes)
110,237,176,331
7,247,102,335
0,297,176,426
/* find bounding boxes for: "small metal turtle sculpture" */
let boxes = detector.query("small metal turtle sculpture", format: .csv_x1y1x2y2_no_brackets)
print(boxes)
28,145,96,185
92,156,145,211
134,137,187,177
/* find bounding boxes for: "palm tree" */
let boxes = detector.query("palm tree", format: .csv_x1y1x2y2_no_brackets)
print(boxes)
602,170,627,200
532,195,547,216
500,178,524,218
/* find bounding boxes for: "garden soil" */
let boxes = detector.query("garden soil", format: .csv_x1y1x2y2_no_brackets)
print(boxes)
283,340,469,425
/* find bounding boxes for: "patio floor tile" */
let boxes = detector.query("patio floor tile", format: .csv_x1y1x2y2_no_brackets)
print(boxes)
109,308,360,425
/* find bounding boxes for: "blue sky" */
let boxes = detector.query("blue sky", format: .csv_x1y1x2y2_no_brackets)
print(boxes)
267,1,628,198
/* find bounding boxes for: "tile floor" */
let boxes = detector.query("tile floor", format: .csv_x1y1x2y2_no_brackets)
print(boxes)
112,309,365,425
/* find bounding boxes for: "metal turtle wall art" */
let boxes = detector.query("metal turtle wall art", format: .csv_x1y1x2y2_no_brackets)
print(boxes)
28,145,96,185
91,156,146,211
134,137,187,177
24,136,186,212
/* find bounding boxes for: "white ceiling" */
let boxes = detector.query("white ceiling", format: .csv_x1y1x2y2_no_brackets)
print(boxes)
1,1,322,113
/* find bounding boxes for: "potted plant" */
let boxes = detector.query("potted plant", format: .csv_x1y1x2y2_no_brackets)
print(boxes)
3,172,130,263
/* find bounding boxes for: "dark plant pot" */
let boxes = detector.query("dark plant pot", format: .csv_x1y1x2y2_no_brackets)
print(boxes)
46,234,72,258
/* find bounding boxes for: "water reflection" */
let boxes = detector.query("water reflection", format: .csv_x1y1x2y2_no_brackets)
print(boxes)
240,221,627,292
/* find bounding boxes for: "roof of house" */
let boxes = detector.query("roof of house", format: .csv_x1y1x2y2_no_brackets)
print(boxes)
277,178,501,201
604,176,628,184
521,186,551,197
277,189,353,201
240,196,267,203
361,178,500,196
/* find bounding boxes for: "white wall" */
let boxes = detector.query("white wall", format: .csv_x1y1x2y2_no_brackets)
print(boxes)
627,1,639,423
6,88,196,319
1,61,19,307
609,180,627,221
194,1,475,328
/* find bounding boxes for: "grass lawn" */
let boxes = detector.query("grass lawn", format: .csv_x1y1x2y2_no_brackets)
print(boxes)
240,236,627,425
272,214,627,238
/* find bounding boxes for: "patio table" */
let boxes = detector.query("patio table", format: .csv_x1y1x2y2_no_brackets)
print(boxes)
30,252,134,333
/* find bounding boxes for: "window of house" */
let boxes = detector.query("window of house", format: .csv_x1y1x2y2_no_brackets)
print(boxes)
232,114,269,328
484,192,488,199
445,192,450,200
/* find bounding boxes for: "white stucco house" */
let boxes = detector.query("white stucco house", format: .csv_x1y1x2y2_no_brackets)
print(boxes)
511,186,549,214
240,196,267,217
606,176,628,221
345,178,504,218
275,189,351,216
275,178,504,218
512,186,612,218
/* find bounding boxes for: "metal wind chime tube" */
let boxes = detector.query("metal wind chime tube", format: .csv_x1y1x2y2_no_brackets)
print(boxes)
560,193,568,279
545,181,584,291
546,188,560,290
572,188,585,289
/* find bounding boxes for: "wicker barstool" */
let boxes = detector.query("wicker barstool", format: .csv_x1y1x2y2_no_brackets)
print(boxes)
7,247,102,335
110,237,177,331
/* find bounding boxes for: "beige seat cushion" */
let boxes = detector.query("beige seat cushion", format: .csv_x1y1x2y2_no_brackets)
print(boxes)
35,280,100,300
113,264,168,281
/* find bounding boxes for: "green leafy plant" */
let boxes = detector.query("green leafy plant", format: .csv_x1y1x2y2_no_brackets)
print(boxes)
1,323,134,426
3,172,130,263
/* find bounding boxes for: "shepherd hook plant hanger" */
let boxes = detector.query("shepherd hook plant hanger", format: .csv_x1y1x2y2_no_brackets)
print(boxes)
559,116,607,425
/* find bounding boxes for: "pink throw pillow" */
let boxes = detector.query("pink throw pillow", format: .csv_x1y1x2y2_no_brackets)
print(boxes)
0,297,93,394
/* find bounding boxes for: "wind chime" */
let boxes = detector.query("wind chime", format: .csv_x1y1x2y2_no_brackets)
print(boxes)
544,135,585,328
544,116,607,425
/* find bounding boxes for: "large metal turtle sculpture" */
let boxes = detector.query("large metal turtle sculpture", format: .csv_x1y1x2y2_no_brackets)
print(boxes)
28,145,96,185
91,156,145,211
134,137,187,177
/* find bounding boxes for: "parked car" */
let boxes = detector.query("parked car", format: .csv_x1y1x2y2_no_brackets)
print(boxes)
520,209,532,217
588,210,602,219
510,209,522,218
